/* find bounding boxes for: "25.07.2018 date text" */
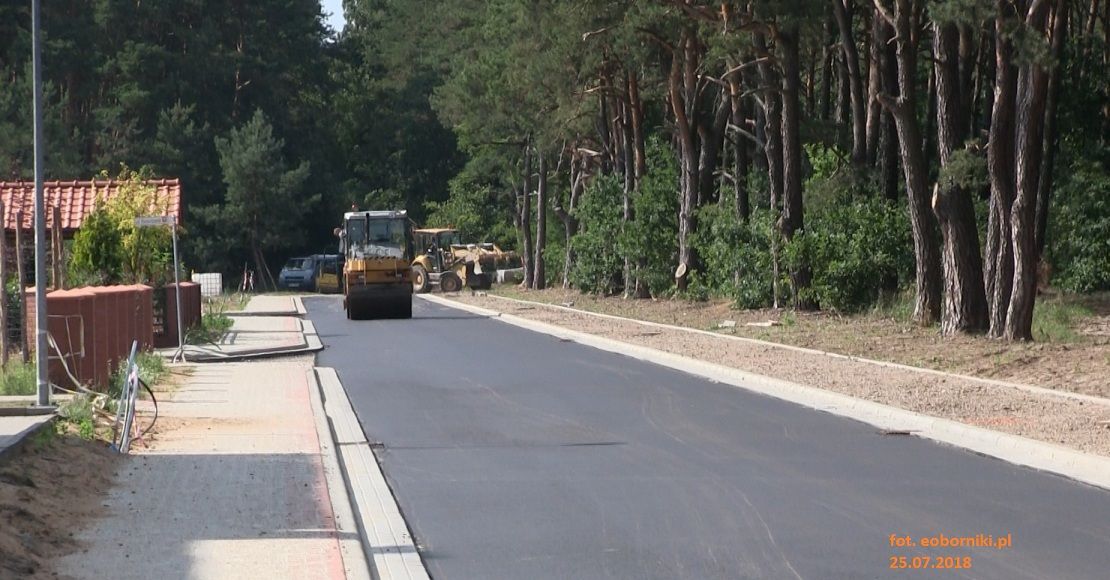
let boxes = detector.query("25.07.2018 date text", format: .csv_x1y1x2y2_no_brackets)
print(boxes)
889,555,972,570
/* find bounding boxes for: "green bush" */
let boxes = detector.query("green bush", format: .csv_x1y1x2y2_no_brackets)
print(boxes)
70,206,124,284
570,175,625,294
1048,156,1110,293
0,360,36,396
784,197,913,312
618,137,679,296
691,206,777,308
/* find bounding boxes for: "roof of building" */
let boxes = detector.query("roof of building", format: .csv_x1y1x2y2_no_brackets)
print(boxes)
0,179,182,231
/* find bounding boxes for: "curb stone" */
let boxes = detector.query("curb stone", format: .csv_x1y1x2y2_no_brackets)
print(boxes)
313,367,430,580
0,414,56,465
306,369,374,580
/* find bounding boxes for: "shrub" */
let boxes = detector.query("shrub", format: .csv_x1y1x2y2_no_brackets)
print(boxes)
618,137,679,296
70,206,124,284
1048,156,1110,293
570,175,624,294
691,206,777,309
784,197,913,312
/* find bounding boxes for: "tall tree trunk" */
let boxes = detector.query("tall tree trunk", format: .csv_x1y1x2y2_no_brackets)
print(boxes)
556,151,583,289
779,25,813,307
698,95,731,207
878,0,942,325
628,73,646,187
866,6,889,164
958,24,978,137
520,148,535,289
985,2,1018,338
534,149,548,290
832,0,867,165
756,31,784,308
1035,0,1067,257
728,65,751,221
670,29,702,291
1005,1,1054,340
933,19,988,334
877,10,900,200
819,18,835,121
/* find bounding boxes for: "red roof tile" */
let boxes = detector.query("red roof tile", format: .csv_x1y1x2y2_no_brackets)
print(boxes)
0,179,182,231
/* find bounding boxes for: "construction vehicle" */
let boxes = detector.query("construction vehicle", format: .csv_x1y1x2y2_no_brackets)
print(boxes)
314,254,343,294
339,210,413,319
411,228,518,293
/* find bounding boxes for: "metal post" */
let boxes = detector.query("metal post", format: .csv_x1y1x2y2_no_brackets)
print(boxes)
32,0,51,408
171,218,186,362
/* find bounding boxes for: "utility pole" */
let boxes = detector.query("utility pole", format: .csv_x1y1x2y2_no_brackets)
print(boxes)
32,0,51,408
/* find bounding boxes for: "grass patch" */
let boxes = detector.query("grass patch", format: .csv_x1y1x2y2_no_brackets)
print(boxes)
0,360,37,396
870,289,916,324
28,422,59,449
135,351,167,385
187,299,235,345
206,292,251,313
1032,297,1092,342
57,395,97,440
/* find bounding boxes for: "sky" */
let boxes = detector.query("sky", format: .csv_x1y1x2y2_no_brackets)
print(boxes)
321,0,346,33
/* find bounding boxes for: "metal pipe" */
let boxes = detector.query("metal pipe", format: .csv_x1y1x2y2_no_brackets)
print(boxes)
32,0,50,407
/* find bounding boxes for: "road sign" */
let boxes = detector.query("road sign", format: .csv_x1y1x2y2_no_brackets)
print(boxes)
134,215,176,227
133,214,186,361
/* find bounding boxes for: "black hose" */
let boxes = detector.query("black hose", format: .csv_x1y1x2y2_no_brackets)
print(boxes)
138,377,159,438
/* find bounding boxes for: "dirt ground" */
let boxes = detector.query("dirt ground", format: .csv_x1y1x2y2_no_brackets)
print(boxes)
448,289,1110,457
0,428,121,580
485,287,1110,398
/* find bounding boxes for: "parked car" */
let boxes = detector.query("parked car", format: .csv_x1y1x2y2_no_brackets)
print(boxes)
278,256,318,290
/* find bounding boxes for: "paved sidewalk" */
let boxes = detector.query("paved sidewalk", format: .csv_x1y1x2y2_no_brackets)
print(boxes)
173,315,323,361
56,361,368,580
232,295,308,317
0,414,54,461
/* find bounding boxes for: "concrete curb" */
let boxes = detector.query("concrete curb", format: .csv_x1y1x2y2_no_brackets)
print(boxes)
306,369,374,580
314,367,430,580
0,415,55,465
179,319,324,362
474,293,1110,408
422,294,1110,492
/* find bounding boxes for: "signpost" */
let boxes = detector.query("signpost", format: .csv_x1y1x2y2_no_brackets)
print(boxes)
135,215,185,362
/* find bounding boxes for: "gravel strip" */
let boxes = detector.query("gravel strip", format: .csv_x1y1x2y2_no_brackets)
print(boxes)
449,293,1110,457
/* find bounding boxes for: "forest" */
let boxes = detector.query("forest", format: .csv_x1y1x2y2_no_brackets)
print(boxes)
1,0,1107,341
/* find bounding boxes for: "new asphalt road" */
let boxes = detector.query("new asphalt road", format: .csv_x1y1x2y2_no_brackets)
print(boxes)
308,296,1110,580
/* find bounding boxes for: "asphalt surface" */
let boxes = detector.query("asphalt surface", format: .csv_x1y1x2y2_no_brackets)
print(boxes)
308,295,1110,580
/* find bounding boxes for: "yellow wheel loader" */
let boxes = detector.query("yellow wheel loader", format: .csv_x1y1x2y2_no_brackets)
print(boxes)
339,210,413,319
411,228,516,293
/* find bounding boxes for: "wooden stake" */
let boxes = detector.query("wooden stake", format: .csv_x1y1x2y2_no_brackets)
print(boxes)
14,210,27,363
0,200,8,366
52,204,63,290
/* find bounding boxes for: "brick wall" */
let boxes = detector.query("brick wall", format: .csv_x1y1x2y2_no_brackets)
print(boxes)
24,285,153,390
